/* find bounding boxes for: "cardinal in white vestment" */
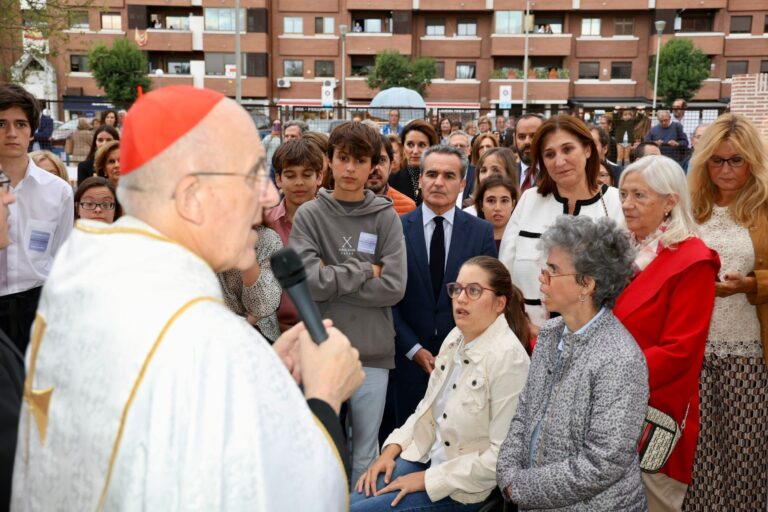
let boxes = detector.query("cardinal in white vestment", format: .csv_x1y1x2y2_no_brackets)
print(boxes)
11,86,363,511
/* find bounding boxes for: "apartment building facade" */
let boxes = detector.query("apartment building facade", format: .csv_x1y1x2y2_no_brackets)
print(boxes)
37,0,768,118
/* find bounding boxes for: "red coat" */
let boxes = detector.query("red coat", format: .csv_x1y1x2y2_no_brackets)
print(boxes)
614,237,720,484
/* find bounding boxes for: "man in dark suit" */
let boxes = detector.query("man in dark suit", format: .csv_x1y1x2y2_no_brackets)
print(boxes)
495,114,515,148
32,102,54,151
392,144,497,425
514,114,543,193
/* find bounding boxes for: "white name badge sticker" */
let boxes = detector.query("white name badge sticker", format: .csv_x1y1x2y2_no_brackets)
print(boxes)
357,232,378,255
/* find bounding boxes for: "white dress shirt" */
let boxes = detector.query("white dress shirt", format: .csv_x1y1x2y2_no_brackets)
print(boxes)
406,204,456,360
1,158,73,295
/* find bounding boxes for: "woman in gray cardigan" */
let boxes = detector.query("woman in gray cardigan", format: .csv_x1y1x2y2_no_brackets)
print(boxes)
497,215,649,511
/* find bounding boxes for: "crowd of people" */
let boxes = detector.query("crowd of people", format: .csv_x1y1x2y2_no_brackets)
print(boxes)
1,81,767,512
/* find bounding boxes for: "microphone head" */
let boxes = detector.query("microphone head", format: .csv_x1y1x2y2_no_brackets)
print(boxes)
270,247,307,289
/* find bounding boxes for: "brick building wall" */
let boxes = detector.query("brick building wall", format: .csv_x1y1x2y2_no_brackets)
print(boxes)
730,73,768,143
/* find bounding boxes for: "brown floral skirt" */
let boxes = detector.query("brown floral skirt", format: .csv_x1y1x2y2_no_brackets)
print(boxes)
683,353,768,511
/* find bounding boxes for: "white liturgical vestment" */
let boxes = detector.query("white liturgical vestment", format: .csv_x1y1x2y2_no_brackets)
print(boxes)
12,216,347,511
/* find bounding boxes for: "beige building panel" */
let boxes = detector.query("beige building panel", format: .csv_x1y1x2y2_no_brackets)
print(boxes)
575,38,638,59
346,34,412,55
420,38,482,59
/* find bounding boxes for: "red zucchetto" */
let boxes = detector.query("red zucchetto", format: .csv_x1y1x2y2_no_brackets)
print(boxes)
120,85,224,175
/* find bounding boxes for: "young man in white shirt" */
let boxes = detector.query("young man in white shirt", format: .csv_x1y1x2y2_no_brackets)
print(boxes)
0,84,73,353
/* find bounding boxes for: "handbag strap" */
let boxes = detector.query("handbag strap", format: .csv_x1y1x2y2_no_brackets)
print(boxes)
680,401,690,430
598,185,609,218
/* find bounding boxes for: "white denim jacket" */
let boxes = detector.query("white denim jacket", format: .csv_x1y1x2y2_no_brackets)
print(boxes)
384,314,530,504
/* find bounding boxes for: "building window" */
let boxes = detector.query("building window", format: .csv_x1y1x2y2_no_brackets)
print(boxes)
315,17,334,34
70,54,89,72
69,11,89,30
165,16,190,30
168,61,191,75
761,60,768,73
581,18,601,36
284,59,304,77
457,19,477,36
578,61,599,79
351,14,391,33
426,18,445,36
456,62,476,79
726,60,748,78
283,17,303,34
100,13,121,31
614,17,634,36
351,56,375,76
611,62,632,79
678,12,713,32
730,16,752,34
435,61,445,78
315,60,334,77
204,8,246,31
764,15,768,34
495,11,523,34
534,15,563,34
204,53,245,75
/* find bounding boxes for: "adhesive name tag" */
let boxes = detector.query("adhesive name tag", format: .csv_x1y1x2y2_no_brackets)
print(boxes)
29,230,51,253
357,232,378,255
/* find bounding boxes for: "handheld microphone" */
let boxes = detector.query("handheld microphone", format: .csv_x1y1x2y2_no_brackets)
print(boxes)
270,247,328,343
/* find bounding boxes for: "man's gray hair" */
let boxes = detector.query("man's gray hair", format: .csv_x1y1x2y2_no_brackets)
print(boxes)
539,216,636,309
447,130,471,146
420,144,469,179
284,119,308,133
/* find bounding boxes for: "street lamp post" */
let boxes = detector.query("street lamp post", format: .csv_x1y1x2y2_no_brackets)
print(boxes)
339,24,348,115
652,20,666,116
234,0,242,103
522,0,531,114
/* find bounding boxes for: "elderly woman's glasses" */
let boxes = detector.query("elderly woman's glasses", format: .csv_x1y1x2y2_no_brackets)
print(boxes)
540,268,579,285
446,282,496,300
79,201,116,211
708,155,745,168
0,172,10,193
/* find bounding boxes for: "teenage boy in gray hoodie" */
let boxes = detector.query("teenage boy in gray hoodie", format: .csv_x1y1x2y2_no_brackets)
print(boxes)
290,121,407,484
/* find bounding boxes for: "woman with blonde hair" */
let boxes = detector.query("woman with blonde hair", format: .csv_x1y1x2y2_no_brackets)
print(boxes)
29,150,69,183
683,114,768,511
94,140,120,186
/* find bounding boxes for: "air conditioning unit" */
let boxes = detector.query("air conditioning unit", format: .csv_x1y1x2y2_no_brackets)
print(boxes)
277,78,292,88
322,79,337,88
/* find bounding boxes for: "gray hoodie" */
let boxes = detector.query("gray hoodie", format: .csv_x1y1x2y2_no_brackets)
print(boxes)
289,189,407,368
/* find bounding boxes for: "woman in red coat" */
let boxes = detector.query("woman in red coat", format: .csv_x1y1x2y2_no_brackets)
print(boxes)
614,155,720,512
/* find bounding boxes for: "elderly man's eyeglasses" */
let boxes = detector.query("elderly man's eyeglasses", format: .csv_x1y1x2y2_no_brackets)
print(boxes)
446,282,496,300
79,201,116,211
708,156,745,168
540,268,579,285
0,172,10,194
190,161,269,192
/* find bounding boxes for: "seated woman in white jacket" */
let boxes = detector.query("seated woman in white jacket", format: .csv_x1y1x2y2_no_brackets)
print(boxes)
352,256,531,512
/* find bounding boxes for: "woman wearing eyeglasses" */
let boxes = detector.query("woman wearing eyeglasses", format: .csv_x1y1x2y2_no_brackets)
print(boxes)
613,155,719,512
74,176,120,224
497,215,648,510
682,114,768,511
352,256,530,512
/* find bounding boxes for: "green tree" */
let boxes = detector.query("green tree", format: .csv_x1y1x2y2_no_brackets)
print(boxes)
367,50,436,97
648,38,710,107
88,38,151,108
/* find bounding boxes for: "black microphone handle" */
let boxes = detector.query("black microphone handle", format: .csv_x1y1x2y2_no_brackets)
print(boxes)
285,279,329,344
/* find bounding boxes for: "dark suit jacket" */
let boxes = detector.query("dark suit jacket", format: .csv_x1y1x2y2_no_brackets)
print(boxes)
604,160,624,186
497,128,515,148
0,329,24,510
394,206,497,360
35,114,53,141
463,164,476,201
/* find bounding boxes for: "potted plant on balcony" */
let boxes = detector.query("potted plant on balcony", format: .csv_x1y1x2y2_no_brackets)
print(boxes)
557,68,570,79
514,69,525,79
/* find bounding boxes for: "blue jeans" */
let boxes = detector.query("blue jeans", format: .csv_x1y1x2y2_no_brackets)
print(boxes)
350,458,485,512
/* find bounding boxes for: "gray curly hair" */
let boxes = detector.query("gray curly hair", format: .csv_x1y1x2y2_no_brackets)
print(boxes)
539,215,636,309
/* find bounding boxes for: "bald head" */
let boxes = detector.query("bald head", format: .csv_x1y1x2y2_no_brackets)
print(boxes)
118,92,275,272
